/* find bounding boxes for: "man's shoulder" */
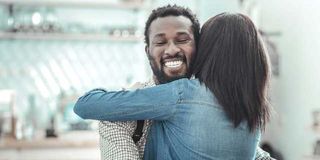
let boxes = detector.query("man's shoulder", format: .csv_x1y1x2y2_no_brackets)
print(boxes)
143,79,156,88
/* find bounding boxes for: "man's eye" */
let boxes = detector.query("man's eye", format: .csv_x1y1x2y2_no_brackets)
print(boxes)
176,39,189,43
155,41,166,45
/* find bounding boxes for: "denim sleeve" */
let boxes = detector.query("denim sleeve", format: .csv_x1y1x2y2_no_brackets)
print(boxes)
74,80,184,121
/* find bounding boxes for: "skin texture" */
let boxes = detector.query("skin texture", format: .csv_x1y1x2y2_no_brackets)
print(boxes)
145,16,196,84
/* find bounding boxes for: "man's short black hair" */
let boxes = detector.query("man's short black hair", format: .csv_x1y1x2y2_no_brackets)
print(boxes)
144,4,200,47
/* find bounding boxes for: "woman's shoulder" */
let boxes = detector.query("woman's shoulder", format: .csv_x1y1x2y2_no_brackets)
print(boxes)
172,78,201,86
168,78,204,93
173,78,219,105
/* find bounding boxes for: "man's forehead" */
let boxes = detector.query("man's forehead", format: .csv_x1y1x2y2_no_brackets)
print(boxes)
149,16,193,37
153,31,191,38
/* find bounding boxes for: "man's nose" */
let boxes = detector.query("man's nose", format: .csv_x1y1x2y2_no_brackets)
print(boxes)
164,42,181,56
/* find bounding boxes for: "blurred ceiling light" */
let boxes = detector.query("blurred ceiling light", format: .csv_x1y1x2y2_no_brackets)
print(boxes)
32,12,42,26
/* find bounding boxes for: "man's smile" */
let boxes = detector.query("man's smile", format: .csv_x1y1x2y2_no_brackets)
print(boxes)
164,60,183,68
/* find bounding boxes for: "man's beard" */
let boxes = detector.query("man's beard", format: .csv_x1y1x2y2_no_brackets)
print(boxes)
149,57,191,84
151,65,189,84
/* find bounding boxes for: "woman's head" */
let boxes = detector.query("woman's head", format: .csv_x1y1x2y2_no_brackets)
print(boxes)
191,13,270,132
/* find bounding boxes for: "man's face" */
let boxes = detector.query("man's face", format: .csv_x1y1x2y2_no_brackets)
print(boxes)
146,16,196,84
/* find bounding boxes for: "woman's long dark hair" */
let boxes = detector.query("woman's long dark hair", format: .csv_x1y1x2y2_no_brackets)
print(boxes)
191,13,270,132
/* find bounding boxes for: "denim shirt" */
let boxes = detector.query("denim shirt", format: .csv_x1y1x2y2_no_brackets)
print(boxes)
74,78,260,160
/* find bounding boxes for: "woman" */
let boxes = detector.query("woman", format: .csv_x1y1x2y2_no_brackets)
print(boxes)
74,13,270,160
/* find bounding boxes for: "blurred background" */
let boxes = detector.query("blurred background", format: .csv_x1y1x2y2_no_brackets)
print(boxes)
0,0,319,160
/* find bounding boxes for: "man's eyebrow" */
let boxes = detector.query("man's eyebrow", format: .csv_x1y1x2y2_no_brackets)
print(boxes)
153,33,166,38
176,32,192,36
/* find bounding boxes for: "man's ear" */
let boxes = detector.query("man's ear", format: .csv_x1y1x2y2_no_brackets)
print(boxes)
145,45,150,59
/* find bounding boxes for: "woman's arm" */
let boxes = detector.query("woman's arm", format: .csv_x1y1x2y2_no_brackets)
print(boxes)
74,79,184,121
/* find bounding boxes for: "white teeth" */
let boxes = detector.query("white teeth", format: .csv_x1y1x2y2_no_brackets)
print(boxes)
164,60,183,68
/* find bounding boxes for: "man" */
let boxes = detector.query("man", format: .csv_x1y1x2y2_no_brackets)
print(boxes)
89,5,273,160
